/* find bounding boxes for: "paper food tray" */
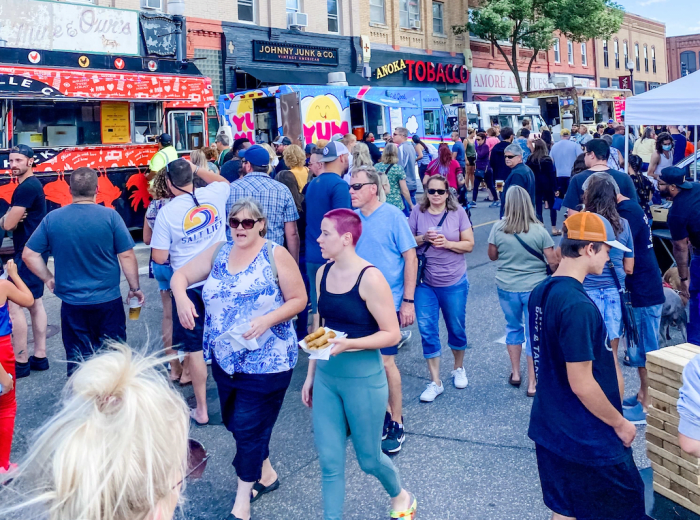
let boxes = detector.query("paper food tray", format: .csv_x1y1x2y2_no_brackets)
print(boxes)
299,328,347,360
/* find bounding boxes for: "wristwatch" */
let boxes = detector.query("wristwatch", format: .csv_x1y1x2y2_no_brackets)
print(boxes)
130,287,141,292
403,298,414,304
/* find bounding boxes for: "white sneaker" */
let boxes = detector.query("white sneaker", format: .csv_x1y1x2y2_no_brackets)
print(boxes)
398,330,412,349
452,367,469,389
420,381,444,402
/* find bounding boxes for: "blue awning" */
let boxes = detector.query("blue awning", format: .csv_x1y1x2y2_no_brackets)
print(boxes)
345,87,417,107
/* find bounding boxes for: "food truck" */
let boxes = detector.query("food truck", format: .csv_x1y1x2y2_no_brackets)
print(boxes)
0,65,216,228
218,84,450,149
444,101,546,136
523,86,632,127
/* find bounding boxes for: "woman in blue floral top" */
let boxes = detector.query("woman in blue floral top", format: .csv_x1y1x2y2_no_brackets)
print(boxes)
171,197,307,520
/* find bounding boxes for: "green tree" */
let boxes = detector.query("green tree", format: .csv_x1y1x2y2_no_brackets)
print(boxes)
454,0,623,96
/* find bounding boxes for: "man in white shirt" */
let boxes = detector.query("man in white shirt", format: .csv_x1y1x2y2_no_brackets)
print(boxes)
151,159,230,426
550,128,582,202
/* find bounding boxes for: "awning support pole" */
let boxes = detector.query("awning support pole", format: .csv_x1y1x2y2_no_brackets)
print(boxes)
624,124,629,175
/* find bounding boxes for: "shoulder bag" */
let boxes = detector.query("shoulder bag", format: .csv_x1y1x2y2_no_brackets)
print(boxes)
513,233,553,276
416,211,448,285
607,261,640,365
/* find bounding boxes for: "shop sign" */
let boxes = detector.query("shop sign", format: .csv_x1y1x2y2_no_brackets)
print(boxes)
0,74,64,97
253,41,339,66
375,59,470,84
101,102,130,144
619,75,632,90
471,67,549,95
0,0,139,56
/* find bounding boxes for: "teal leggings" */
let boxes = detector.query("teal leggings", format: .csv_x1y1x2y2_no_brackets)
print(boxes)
313,350,402,520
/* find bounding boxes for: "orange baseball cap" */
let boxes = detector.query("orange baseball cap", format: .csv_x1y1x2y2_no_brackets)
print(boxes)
563,212,631,252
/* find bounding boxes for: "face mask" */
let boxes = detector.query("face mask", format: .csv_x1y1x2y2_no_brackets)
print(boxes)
662,144,672,151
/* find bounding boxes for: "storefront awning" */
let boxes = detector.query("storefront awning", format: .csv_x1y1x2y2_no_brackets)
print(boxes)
241,68,369,87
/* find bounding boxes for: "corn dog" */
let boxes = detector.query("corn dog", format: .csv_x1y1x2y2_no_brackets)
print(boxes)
308,330,336,350
304,327,325,344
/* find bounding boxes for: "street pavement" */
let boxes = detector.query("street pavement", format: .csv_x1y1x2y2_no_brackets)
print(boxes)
10,200,656,520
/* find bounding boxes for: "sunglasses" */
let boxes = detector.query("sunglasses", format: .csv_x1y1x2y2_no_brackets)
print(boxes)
229,218,261,229
349,182,373,191
427,188,447,195
173,438,210,489
504,155,518,159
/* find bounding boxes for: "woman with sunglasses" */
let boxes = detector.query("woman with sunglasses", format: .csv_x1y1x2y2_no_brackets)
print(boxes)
409,176,474,403
171,197,307,520
302,208,417,520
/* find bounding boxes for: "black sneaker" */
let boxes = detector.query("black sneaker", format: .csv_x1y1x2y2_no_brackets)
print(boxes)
382,421,405,454
382,411,392,440
29,356,49,371
15,361,30,379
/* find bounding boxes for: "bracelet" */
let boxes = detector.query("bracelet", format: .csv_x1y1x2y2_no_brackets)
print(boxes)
681,277,689,282
403,298,414,304
130,287,141,292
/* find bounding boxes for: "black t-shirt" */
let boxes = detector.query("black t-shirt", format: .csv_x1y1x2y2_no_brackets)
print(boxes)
562,168,638,211
11,175,46,253
617,199,664,307
528,276,630,466
668,183,700,248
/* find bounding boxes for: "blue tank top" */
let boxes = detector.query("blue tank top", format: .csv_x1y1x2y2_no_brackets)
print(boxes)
0,302,12,336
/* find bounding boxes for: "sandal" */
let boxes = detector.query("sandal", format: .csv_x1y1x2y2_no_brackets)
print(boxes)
552,229,562,236
390,492,417,519
508,373,522,388
189,409,209,427
250,478,280,503
527,390,536,398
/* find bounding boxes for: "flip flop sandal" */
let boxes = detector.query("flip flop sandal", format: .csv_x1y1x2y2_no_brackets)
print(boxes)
508,373,522,388
250,478,280,503
390,493,417,519
189,410,209,427
527,390,536,398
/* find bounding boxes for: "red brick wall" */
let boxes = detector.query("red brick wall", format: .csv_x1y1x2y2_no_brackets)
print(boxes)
667,34,700,82
186,17,223,59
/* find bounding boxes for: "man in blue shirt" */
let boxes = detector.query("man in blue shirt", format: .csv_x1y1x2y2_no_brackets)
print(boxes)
352,165,417,455
550,128,581,199
611,125,627,160
500,144,536,218
306,142,352,324
451,131,466,172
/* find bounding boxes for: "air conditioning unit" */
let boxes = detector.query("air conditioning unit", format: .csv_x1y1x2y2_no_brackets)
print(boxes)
287,12,308,29
410,19,421,30
141,0,162,9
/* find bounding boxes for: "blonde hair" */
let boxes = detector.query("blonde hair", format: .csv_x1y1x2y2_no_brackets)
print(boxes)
229,196,268,237
342,133,357,147
190,149,208,169
260,143,277,174
315,139,329,149
502,185,541,234
352,142,373,169
0,344,189,520
149,169,173,200
282,144,306,169
380,143,399,165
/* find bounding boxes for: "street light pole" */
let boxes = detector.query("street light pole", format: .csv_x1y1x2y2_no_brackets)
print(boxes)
627,61,635,95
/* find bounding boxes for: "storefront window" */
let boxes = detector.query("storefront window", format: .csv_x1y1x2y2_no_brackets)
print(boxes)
634,80,647,93
432,2,444,35
370,0,385,24
133,102,162,144
327,0,339,33
400,0,420,29
238,0,255,23
13,101,102,147
168,110,205,151
423,109,440,136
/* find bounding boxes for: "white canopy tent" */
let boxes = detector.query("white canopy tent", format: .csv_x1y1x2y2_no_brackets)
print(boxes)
623,70,700,180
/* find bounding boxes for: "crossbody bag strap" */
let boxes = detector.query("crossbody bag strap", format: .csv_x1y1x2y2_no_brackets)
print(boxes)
513,233,547,265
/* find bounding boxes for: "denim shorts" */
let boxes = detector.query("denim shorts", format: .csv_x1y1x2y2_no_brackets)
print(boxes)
586,287,622,341
380,311,402,357
416,276,469,359
497,288,531,356
152,262,174,291
627,304,663,368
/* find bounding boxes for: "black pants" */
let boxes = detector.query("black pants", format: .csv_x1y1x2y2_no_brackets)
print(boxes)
535,192,558,229
61,297,126,377
212,359,293,483
482,168,498,201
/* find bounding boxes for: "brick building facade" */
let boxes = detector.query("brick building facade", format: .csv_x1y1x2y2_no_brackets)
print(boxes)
667,33,700,82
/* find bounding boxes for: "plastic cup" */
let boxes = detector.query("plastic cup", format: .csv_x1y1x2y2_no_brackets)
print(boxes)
128,296,142,321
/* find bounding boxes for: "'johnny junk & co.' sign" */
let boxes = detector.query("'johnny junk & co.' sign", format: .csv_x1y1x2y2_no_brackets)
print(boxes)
253,41,339,66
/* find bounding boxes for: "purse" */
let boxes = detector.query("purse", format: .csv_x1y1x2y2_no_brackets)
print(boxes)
416,211,448,284
608,261,640,365
513,233,553,276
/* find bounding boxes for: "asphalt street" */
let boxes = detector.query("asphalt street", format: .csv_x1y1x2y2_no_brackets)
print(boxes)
10,200,657,520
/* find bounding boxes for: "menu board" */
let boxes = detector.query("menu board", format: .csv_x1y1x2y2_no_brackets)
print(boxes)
101,102,130,144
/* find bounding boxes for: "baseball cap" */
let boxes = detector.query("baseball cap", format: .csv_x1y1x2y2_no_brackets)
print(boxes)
319,141,350,163
659,167,692,189
10,144,34,158
305,143,315,155
159,133,172,145
560,128,571,137
608,119,614,124
272,135,292,146
563,212,632,252
239,145,270,167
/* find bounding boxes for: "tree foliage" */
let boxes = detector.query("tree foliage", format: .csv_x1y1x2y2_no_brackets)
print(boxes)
454,0,624,95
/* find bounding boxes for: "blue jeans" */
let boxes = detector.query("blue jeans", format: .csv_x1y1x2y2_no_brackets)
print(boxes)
497,288,531,355
689,256,700,346
628,304,663,367
586,287,623,341
415,276,468,359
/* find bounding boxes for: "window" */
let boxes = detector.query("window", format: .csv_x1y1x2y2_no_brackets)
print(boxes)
286,0,298,13
635,43,640,71
13,101,103,147
370,0,385,24
424,110,441,136
567,40,574,65
681,51,697,76
652,46,656,73
644,45,648,72
168,110,205,151
600,77,609,88
581,42,587,66
432,2,444,35
327,0,339,33
400,0,420,29
553,39,560,63
614,40,619,68
623,41,628,67
133,103,162,144
603,40,609,68
634,80,647,93
238,0,254,22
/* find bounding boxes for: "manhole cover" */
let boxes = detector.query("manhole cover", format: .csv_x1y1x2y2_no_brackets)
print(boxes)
28,324,60,345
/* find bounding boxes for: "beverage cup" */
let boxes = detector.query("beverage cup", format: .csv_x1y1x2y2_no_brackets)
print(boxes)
129,296,142,321
427,225,442,240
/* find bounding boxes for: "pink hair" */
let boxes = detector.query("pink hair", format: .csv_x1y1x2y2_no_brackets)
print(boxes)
438,143,452,166
324,208,362,245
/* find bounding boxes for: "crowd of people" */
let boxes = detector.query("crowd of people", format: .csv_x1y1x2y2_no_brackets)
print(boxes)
0,116,699,520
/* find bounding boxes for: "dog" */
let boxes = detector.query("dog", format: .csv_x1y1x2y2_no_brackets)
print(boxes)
659,267,688,348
